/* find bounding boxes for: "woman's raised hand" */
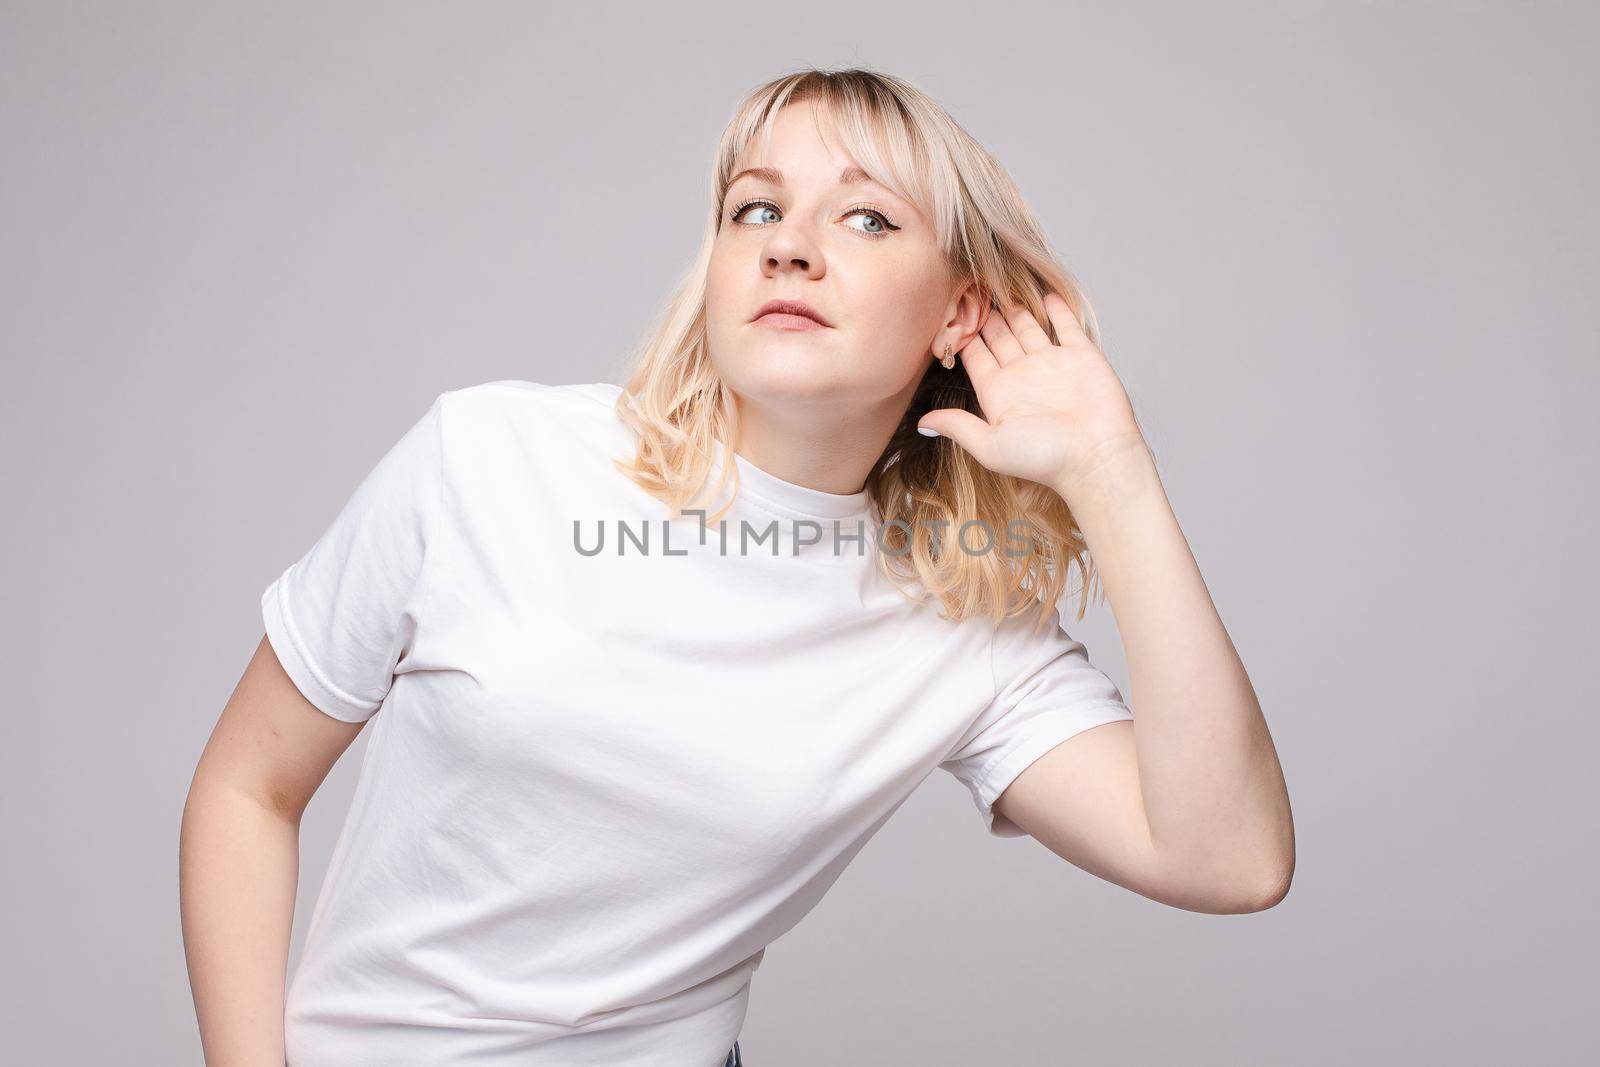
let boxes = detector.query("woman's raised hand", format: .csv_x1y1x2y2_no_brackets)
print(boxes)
917,291,1146,501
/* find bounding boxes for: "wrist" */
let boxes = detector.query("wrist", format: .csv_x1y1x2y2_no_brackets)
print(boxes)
1054,434,1157,501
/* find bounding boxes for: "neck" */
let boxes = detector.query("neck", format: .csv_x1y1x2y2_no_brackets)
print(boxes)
729,387,913,496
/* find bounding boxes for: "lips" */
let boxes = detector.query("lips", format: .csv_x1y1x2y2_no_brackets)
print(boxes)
753,299,832,327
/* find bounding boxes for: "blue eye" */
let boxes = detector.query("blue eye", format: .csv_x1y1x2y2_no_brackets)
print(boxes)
842,206,895,235
726,198,901,239
729,200,781,226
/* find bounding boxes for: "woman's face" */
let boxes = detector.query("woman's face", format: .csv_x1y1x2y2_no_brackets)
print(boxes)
705,100,961,414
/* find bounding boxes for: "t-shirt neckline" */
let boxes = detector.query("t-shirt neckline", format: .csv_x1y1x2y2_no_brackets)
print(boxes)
711,437,873,520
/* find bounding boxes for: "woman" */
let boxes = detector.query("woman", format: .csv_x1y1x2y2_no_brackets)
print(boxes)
181,67,1293,1066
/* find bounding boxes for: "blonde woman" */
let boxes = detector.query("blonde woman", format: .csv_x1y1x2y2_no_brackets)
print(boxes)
181,67,1294,1066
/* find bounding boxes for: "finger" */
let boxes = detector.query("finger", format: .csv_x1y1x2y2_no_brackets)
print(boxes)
957,333,1000,385
979,302,1027,366
1042,290,1091,348
1000,298,1054,355
914,407,994,466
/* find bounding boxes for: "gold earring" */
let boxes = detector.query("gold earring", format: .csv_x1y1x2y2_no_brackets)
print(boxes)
939,343,955,370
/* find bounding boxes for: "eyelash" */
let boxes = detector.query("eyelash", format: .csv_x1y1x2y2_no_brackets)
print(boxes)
726,197,901,238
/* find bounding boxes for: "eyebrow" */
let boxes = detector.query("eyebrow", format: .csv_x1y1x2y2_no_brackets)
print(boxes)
725,165,891,199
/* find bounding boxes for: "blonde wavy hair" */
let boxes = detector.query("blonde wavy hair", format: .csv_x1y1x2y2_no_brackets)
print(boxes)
611,67,1126,633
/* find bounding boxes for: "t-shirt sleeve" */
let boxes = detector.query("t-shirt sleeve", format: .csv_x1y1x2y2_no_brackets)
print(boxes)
260,392,448,723
939,605,1134,838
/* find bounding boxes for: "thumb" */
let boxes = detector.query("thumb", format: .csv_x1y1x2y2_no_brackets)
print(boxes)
916,408,993,461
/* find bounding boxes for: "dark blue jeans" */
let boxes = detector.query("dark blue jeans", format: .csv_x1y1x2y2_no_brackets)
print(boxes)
723,1039,743,1066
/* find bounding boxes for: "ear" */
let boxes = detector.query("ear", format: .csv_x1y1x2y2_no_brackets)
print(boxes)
944,276,990,353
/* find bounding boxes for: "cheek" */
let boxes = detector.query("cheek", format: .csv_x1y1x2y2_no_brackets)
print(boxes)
842,261,947,363
701,254,746,372
704,250,731,313
705,244,758,328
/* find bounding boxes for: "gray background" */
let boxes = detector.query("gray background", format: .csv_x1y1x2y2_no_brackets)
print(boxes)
3,1,1594,1063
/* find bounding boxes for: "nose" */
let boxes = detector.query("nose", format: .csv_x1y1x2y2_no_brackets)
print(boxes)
768,250,811,272
761,223,823,278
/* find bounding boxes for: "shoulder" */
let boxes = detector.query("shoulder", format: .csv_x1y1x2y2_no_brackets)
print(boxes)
441,378,624,420
434,379,627,447
427,380,637,505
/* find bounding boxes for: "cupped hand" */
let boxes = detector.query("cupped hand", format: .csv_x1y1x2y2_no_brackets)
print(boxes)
917,291,1145,498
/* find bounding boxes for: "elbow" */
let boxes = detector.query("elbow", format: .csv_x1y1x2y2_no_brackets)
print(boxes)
1234,868,1293,913
1153,851,1295,914
1226,811,1296,913
1178,842,1294,914
1153,813,1297,914
1224,853,1295,914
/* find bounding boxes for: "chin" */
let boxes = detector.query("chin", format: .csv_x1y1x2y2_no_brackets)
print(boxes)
715,353,857,406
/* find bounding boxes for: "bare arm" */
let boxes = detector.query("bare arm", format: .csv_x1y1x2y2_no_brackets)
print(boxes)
179,635,365,1065
996,439,1295,913
918,291,1293,914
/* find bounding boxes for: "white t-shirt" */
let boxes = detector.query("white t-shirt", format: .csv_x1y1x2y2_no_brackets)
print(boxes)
261,379,1133,1066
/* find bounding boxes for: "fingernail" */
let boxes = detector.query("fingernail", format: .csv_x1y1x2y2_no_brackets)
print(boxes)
917,426,940,437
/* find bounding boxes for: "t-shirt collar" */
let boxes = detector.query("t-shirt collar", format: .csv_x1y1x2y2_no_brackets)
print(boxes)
711,437,873,520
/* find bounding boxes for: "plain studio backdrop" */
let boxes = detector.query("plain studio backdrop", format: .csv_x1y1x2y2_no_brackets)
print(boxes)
2,2,1593,1063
